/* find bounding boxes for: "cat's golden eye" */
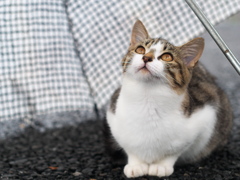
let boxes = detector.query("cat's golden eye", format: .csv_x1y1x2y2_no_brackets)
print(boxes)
160,53,173,61
135,46,145,54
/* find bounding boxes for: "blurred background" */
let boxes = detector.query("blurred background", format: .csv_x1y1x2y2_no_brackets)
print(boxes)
0,1,239,179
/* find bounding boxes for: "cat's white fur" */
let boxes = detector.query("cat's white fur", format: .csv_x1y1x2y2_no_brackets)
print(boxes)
107,41,217,178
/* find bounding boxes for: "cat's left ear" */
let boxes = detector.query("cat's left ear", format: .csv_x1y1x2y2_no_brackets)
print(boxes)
130,20,149,48
179,37,204,68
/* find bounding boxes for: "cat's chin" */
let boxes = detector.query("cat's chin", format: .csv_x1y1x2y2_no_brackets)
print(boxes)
124,67,164,83
130,71,162,83
139,67,151,74
137,68,162,81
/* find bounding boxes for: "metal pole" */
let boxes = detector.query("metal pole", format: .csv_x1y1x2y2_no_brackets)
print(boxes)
185,0,240,75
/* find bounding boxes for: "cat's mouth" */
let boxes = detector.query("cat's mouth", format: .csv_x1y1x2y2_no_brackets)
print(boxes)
140,67,149,72
137,64,161,80
138,65,152,75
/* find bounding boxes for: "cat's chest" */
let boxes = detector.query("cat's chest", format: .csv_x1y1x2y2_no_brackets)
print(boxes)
116,85,184,123
118,95,176,121
112,90,189,158
114,88,187,141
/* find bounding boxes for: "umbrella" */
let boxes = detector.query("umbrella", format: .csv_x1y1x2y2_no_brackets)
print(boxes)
68,0,240,117
0,0,240,130
186,0,240,75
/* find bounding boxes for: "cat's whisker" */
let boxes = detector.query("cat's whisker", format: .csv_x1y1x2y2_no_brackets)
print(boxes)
162,74,174,86
150,66,174,86
166,66,183,70
172,68,184,70
164,67,186,85
159,70,178,86
166,65,184,71
169,69,186,85
164,72,176,81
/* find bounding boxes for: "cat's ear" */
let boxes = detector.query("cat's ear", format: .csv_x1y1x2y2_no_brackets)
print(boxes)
130,20,149,48
179,37,204,68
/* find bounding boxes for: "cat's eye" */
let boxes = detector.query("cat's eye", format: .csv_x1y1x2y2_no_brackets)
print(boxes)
135,46,145,54
159,53,173,62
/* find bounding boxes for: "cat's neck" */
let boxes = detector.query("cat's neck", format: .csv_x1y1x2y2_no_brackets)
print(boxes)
121,75,170,95
121,75,185,109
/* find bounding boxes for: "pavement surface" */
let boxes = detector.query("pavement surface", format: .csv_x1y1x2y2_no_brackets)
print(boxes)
0,13,240,180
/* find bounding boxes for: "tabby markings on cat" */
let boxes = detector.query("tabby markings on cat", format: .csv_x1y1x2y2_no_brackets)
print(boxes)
104,20,232,178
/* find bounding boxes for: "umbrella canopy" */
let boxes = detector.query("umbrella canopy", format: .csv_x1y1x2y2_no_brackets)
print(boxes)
67,0,240,116
0,0,239,128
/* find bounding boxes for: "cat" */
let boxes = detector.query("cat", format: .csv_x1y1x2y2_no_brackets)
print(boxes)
104,20,232,178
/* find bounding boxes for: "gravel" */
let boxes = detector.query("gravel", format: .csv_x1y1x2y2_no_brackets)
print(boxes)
0,119,240,180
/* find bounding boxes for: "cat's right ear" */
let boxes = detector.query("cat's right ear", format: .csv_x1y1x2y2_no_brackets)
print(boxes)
179,37,204,68
130,20,149,48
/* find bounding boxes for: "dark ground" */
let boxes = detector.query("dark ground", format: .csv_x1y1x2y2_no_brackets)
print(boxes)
0,120,240,180
1,12,240,180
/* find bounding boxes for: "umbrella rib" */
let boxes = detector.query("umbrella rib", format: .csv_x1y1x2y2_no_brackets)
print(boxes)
185,0,240,75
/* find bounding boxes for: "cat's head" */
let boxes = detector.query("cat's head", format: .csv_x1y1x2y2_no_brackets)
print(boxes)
122,20,204,92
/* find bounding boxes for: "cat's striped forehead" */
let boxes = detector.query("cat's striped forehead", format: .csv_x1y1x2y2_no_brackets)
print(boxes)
143,38,173,51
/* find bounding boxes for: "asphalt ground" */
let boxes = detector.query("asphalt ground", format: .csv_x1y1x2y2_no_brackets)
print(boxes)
0,13,240,180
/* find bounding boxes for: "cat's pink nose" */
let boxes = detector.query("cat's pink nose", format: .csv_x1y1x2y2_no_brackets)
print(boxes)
142,56,153,63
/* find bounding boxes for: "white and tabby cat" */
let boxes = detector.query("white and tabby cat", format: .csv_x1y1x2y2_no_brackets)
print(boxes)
104,20,232,178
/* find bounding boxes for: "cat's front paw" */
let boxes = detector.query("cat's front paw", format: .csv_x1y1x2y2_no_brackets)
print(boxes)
124,163,148,178
148,164,174,177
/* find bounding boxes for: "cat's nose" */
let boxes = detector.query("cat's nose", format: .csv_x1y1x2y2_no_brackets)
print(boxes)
142,56,153,63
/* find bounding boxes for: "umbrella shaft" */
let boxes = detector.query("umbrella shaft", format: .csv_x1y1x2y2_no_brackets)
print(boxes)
185,0,240,75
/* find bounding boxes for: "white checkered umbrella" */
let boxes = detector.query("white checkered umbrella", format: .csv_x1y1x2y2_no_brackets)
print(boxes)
0,0,240,124
67,0,240,117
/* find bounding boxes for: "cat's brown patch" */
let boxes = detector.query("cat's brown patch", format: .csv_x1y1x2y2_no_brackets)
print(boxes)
166,62,188,89
144,50,155,60
181,63,232,162
110,87,121,113
122,51,134,72
145,39,156,48
160,43,191,94
182,64,217,116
